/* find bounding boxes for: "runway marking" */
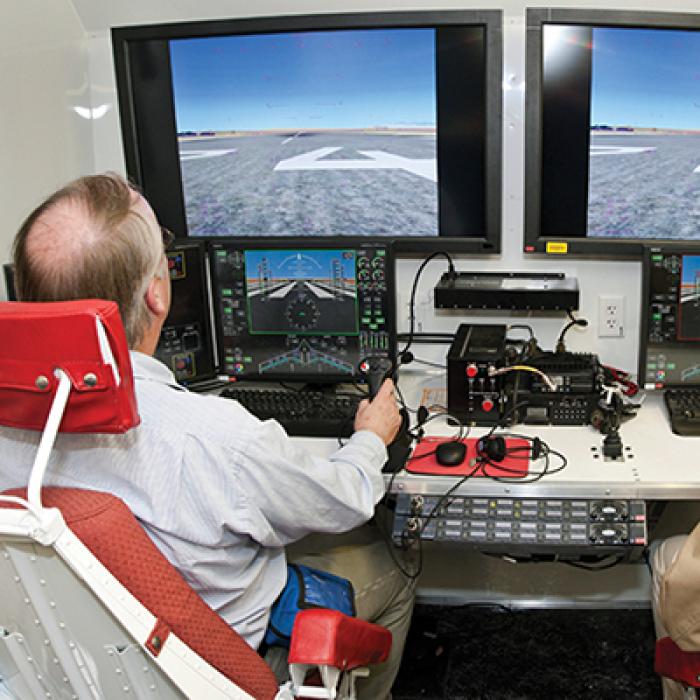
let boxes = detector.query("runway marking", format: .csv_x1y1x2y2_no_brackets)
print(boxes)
693,164,700,174
268,282,296,299
305,283,336,299
590,145,656,156
281,132,301,145
274,147,437,182
180,149,237,161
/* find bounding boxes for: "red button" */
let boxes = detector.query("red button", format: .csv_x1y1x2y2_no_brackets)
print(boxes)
482,399,494,412
466,364,478,378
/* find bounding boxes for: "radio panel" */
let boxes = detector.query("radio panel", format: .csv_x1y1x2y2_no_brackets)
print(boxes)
392,494,647,554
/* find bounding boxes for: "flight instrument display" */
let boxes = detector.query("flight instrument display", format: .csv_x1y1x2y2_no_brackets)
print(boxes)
641,246,700,388
210,241,395,381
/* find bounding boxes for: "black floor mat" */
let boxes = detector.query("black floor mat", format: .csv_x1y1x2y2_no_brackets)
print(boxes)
393,605,661,699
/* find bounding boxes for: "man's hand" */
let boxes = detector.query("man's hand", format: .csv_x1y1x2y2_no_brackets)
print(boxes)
354,379,402,446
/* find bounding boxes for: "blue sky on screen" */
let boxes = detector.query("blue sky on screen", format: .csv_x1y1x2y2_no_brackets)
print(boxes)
681,256,700,287
245,249,357,281
170,28,436,131
591,27,700,130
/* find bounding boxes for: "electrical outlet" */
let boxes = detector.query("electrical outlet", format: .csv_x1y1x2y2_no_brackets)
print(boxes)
598,295,625,337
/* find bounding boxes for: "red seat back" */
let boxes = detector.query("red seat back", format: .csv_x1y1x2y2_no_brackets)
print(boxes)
0,300,139,433
1,488,279,700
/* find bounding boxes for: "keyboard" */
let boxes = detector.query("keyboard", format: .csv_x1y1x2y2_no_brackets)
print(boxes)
664,389,700,436
219,386,362,438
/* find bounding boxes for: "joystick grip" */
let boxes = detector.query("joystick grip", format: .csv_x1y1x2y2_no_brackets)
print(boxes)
360,357,394,400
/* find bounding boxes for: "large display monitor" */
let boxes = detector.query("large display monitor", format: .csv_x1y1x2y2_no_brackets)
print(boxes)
209,239,395,382
112,11,502,253
525,9,700,258
639,244,700,389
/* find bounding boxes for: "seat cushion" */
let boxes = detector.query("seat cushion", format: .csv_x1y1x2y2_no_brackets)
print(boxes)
1,487,279,700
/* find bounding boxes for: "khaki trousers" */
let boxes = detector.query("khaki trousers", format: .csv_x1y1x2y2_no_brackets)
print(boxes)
651,535,696,700
265,517,416,700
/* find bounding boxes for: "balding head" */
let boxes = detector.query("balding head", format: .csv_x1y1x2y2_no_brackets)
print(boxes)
12,173,166,348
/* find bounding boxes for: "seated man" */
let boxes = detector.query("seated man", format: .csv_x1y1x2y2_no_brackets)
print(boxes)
0,173,414,699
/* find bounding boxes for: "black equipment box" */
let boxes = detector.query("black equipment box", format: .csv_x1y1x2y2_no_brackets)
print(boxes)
447,323,603,427
447,324,508,426
507,352,603,426
435,272,579,311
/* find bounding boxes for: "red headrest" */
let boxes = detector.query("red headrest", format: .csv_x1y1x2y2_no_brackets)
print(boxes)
0,300,140,433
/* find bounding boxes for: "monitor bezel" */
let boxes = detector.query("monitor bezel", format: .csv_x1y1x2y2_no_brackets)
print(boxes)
638,242,700,390
208,236,397,384
2,264,16,302
525,8,700,259
159,238,217,385
112,10,503,255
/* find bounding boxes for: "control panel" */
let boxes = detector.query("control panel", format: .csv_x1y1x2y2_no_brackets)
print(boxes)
392,494,647,554
447,324,507,426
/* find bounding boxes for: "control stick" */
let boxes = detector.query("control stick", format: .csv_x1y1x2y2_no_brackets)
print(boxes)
359,356,394,399
359,356,413,473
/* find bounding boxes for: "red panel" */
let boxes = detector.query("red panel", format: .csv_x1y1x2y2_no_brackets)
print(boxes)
655,636,700,688
289,609,391,670
407,437,531,478
0,301,139,433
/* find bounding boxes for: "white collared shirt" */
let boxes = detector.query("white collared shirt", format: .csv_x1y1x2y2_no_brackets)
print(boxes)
0,352,387,649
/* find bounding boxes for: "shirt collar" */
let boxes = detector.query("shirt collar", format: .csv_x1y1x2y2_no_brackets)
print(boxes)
130,351,184,390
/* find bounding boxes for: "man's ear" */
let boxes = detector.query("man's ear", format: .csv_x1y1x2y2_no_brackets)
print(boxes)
144,275,168,319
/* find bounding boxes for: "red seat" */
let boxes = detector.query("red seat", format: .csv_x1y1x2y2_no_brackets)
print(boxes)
0,299,391,700
1,486,280,699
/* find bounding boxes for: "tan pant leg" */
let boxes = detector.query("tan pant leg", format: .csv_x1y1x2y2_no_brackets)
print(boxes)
268,518,416,700
651,535,691,700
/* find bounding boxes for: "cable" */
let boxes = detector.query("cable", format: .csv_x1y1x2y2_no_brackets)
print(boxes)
506,324,535,341
397,464,482,581
565,555,625,571
400,251,456,365
488,364,558,392
475,433,568,483
556,309,588,354
412,357,450,370
405,410,470,458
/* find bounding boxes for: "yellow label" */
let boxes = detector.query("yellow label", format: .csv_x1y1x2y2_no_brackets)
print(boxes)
546,242,568,254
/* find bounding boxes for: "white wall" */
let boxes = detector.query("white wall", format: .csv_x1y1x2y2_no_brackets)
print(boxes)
0,0,93,293
5,0,700,379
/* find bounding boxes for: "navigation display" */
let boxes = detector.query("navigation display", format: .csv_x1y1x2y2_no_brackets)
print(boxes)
244,249,358,335
640,247,700,388
210,241,394,381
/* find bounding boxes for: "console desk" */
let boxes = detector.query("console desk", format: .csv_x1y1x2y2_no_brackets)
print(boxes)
295,369,700,608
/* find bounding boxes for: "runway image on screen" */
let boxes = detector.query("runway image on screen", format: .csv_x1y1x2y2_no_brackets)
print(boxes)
170,29,437,237
586,27,700,240
244,249,358,334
